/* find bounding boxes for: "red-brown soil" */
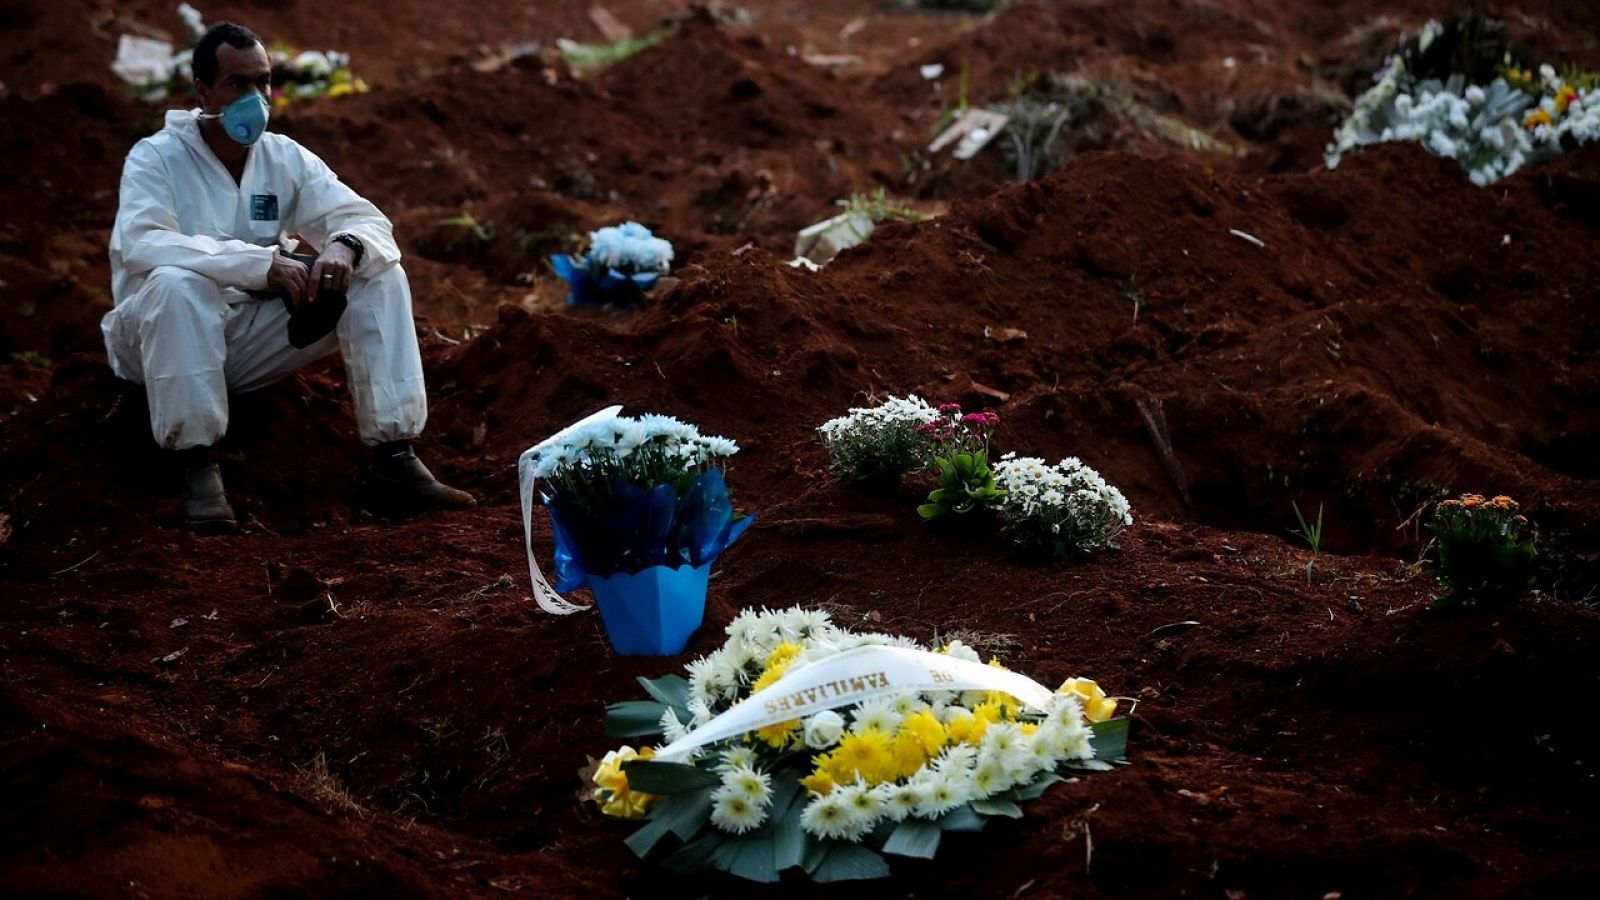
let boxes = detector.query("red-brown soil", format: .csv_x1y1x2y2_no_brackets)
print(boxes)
3,1,1600,897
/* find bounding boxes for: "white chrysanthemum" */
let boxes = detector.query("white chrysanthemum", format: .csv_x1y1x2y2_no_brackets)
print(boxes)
686,697,713,726
850,697,903,734
911,772,970,818
970,754,1013,798
710,787,767,834
1061,731,1094,762
837,780,886,830
889,693,927,718
801,792,870,841
718,746,757,771
721,763,773,805
881,782,924,822
1046,694,1087,730
659,707,688,743
933,743,979,775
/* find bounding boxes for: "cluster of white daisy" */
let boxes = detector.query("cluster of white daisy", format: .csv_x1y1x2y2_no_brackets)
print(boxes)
816,395,939,483
1327,22,1599,185
524,413,737,489
585,221,674,276
991,453,1132,559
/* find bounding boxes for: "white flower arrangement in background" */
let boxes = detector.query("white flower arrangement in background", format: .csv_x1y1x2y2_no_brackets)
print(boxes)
992,453,1132,559
817,395,939,485
1328,18,1599,185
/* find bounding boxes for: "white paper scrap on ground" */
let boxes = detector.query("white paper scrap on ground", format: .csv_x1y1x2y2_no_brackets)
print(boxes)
653,644,1057,761
518,404,624,614
928,108,1010,160
794,210,874,266
111,35,175,86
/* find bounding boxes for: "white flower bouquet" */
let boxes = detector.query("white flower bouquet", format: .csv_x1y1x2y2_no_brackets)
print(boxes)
816,395,939,490
993,453,1132,559
518,408,752,654
551,221,675,307
1328,17,1600,185
586,606,1129,882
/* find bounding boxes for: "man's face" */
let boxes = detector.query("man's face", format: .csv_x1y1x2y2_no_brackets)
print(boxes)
196,41,272,115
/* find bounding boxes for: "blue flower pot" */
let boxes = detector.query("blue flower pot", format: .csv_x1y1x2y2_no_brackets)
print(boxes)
549,254,661,308
587,563,711,655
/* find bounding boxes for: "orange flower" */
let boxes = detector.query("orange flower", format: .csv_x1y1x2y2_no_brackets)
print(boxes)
1526,108,1553,129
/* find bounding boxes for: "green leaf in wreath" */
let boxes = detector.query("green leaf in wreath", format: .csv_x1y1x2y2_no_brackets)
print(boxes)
971,797,1023,818
812,844,892,882
881,820,942,859
604,700,669,738
1088,717,1130,762
636,674,692,711
937,804,986,832
622,759,722,794
624,790,713,857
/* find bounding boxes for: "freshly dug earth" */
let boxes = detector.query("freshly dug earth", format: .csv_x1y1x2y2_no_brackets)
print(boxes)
3,1,1600,897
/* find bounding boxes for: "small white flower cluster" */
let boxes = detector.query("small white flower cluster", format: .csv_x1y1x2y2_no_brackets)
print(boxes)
525,413,737,483
992,453,1132,558
1328,24,1599,184
816,395,939,482
586,221,674,276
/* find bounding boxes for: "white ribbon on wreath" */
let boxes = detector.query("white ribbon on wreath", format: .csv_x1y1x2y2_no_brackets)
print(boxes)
653,644,1059,762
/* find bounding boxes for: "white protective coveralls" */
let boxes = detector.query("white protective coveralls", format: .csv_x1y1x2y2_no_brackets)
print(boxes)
102,109,427,450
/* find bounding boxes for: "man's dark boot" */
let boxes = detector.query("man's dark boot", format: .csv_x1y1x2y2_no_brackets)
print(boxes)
368,441,477,513
179,447,237,534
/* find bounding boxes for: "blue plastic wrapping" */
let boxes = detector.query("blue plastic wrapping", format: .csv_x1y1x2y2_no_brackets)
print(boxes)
542,468,753,593
549,253,661,308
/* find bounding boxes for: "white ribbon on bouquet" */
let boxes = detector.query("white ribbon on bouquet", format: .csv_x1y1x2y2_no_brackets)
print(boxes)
518,405,624,615
652,644,1058,762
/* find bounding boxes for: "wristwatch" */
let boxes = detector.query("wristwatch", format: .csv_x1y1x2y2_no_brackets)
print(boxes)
332,233,366,267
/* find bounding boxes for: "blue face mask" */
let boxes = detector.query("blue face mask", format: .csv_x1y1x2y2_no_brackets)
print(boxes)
214,91,270,146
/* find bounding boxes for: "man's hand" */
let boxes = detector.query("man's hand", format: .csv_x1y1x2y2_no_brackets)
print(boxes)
267,253,310,309
308,242,356,303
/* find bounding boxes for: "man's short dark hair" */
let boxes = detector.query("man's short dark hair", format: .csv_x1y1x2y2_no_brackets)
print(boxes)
192,22,263,85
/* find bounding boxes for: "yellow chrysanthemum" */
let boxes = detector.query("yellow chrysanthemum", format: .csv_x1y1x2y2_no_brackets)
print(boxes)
751,643,803,695
1056,677,1117,723
899,709,946,756
831,728,895,784
890,730,929,778
944,711,988,745
767,642,803,668
972,700,1007,724
755,719,798,749
1020,722,1039,736
800,765,837,796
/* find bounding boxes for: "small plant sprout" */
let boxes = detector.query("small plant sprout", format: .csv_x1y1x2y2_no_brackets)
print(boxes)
1291,500,1325,583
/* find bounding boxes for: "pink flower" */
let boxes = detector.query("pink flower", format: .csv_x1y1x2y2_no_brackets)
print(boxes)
938,403,962,415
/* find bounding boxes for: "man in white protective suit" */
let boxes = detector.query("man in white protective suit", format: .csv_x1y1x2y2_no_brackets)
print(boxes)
103,22,475,532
